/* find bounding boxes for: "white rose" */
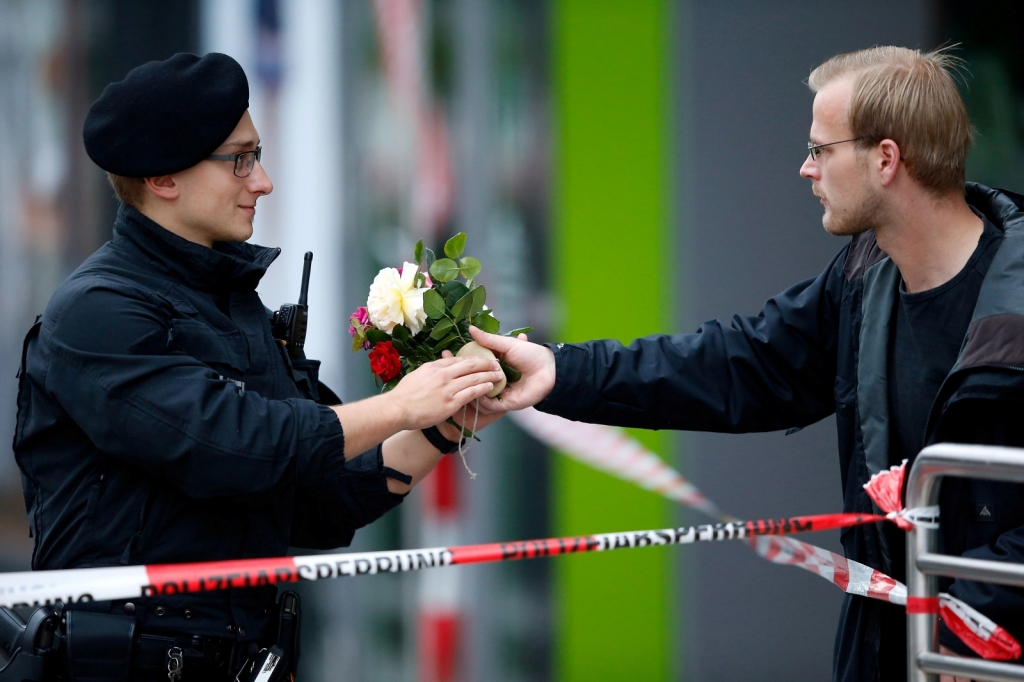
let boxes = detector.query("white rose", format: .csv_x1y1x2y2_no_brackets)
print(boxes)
366,262,429,336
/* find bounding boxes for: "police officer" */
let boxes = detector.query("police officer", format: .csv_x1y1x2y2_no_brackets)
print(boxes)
11,53,504,680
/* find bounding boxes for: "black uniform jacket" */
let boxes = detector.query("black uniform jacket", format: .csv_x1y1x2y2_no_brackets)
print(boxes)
13,204,403,642
537,183,1024,682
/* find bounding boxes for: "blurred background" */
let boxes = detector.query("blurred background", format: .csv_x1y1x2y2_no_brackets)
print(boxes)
0,0,1022,680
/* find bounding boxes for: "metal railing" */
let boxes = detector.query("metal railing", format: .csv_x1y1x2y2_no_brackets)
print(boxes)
907,443,1024,682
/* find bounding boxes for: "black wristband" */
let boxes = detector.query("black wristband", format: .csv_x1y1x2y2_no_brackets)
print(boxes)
382,466,413,485
421,425,462,454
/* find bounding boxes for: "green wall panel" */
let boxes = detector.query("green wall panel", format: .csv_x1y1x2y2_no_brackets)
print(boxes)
551,1,673,680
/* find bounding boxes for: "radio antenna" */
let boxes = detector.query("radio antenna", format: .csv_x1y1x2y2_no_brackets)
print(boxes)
298,252,313,307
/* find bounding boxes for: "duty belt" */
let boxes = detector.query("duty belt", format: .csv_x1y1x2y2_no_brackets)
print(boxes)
0,591,301,682
133,633,252,681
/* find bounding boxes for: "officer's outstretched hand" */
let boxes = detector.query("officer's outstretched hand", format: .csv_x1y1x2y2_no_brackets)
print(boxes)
435,349,504,434
390,355,505,430
468,326,556,413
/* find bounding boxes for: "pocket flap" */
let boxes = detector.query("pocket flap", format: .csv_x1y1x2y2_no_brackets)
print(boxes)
168,319,250,373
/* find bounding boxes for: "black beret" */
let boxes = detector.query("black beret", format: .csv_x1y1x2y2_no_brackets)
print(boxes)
83,53,249,177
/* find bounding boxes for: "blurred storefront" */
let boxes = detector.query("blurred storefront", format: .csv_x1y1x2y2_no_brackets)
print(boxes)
1,1,1022,681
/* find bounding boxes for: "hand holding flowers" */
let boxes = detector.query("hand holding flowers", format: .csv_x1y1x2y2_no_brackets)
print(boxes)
383,354,505,432
469,326,556,414
349,233,530,474
349,232,529,401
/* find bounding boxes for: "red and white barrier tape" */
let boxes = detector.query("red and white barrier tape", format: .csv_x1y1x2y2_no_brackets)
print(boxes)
510,408,1020,661
753,535,904,604
509,408,728,519
0,513,881,610
752,534,1021,660
2,410,1016,660
864,460,939,530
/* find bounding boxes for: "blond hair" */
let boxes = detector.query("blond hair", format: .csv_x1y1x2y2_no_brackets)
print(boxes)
106,173,147,209
808,46,973,195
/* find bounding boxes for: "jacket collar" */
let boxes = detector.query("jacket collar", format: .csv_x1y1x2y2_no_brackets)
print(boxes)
954,183,1024,371
964,183,1024,317
111,203,280,292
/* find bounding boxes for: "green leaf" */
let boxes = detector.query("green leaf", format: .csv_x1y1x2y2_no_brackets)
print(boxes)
499,359,522,384
458,257,482,280
392,324,411,343
352,335,366,352
442,281,469,308
414,272,426,288
472,310,500,334
423,289,446,319
451,291,474,321
414,239,424,266
381,377,401,393
415,344,438,362
429,258,460,283
504,326,533,337
469,285,487,316
444,232,467,259
366,329,390,344
424,247,437,271
433,331,459,352
429,318,454,339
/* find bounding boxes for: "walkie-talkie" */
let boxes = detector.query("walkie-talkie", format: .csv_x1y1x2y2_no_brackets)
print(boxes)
272,251,312,360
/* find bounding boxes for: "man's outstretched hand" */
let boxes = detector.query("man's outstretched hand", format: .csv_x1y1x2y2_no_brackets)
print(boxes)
468,326,556,413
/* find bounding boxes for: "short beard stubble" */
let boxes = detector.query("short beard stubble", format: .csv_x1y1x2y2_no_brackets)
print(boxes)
821,157,888,237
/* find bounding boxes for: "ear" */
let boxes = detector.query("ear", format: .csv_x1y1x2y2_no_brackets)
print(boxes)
144,175,179,201
876,139,902,187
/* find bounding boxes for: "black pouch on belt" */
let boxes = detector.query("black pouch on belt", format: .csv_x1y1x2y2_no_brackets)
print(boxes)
236,645,288,682
64,611,136,681
0,605,62,682
275,591,301,677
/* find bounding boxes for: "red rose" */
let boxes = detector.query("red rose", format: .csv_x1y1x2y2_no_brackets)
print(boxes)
368,341,402,382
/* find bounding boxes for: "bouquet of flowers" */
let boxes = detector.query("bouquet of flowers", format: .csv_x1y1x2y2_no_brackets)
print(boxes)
349,232,529,430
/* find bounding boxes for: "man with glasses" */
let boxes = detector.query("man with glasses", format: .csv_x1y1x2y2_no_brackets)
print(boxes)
473,46,1024,681
12,53,503,680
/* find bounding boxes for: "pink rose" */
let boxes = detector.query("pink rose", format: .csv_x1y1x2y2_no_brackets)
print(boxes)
350,306,369,329
349,306,372,350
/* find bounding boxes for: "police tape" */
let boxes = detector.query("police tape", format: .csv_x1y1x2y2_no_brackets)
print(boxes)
508,408,728,519
753,534,1021,660
1,412,1015,660
0,512,883,610
510,408,1021,661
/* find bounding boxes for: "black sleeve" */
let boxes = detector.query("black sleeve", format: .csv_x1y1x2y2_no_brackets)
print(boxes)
536,246,848,433
43,282,347,499
289,445,407,549
288,356,343,405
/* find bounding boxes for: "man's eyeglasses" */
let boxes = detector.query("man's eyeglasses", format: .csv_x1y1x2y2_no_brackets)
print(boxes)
207,146,262,177
807,138,863,161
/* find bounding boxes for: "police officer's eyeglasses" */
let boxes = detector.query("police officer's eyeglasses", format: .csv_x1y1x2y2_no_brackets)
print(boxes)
807,138,863,161
206,146,262,177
